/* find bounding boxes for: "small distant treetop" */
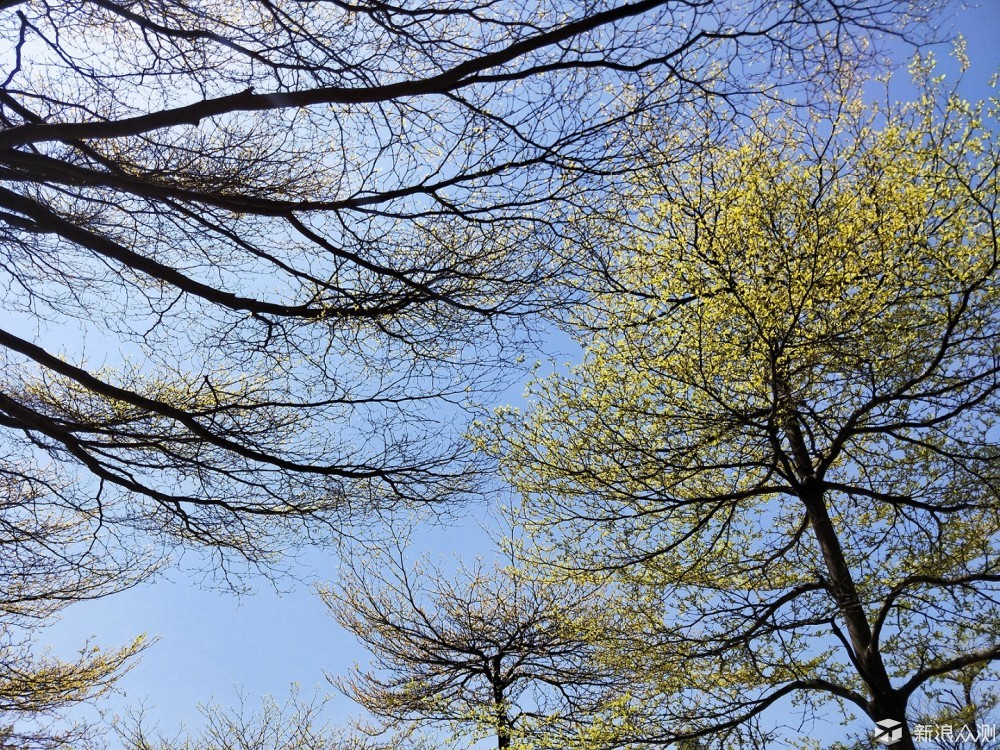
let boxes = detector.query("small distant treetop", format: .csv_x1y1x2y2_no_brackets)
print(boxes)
321,541,635,750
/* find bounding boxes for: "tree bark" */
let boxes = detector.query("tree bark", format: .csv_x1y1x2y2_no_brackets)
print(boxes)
491,654,511,750
777,375,915,748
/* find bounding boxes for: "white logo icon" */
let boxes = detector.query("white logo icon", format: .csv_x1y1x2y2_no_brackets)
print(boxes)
873,718,904,745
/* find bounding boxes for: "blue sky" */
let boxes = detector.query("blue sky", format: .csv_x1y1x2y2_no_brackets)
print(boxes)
41,2,1000,746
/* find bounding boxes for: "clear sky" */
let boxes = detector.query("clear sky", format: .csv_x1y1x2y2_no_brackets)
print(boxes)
42,2,1000,747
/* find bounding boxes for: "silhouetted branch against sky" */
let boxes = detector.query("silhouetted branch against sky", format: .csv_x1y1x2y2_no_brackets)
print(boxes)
0,0,941,565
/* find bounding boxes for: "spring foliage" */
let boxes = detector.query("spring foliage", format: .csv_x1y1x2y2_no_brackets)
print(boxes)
488,58,1000,748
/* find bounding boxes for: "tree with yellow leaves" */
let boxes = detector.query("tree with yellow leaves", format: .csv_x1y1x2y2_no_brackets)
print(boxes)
489,58,1000,750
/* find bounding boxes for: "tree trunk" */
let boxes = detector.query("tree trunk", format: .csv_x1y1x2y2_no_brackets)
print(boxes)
801,485,916,747
491,654,511,750
775,378,915,748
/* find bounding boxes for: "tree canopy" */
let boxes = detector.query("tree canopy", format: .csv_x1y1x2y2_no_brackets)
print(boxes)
0,466,149,749
0,0,954,743
0,0,938,567
321,542,626,750
489,59,1000,749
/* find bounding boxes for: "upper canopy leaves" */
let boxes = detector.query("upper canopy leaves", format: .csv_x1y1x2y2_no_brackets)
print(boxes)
489,62,1000,746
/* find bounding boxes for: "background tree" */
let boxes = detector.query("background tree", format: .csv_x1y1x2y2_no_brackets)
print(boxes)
488,59,1000,749
914,663,1000,750
320,540,632,750
827,663,1000,750
0,0,940,573
119,687,366,750
0,468,149,749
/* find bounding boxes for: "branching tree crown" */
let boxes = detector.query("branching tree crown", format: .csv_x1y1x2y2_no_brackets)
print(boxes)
320,542,633,750
0,470,149,749
0,0,938,567
119,687,361,750
488,57,1000,750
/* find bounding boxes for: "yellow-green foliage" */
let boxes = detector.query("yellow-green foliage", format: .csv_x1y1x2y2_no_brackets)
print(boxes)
0,635,148,749
0,637,147,714
487,59,999,745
